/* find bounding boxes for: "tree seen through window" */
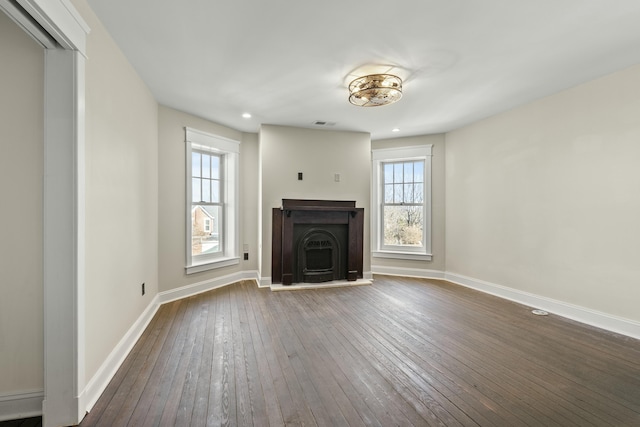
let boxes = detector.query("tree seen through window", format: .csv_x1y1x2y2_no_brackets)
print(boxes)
382,160,424,246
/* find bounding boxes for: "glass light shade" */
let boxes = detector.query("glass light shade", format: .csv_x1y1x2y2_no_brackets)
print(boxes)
348,74,403,107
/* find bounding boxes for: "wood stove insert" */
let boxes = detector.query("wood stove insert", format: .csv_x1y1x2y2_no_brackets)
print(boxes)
272,199,364,285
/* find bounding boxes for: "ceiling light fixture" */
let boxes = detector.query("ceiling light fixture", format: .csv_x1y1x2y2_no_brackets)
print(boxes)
348,74,402,107
242,112,252,118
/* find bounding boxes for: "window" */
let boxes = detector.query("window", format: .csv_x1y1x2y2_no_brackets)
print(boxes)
372,145,432,260
192,151,222,256
185,127,240,273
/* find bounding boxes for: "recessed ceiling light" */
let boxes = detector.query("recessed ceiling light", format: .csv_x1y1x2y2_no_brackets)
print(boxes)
242,112,252,119
392,128,400,132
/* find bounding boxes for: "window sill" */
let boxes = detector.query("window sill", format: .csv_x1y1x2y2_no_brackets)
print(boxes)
186,256,240,274
372,251,432,261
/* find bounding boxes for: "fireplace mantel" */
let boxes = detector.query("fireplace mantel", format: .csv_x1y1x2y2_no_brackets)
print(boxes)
272,199,364,285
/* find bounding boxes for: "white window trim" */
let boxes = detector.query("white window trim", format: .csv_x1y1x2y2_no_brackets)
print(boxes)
371,145,433,261
185,127,240,274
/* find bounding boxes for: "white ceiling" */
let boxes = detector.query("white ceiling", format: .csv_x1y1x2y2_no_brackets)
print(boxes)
86,0,640,140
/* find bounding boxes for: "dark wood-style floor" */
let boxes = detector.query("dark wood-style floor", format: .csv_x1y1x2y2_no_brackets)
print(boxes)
74,276,639,426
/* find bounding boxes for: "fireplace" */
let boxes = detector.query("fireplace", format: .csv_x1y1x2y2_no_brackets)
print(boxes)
295,225,347,283
272,199,363,285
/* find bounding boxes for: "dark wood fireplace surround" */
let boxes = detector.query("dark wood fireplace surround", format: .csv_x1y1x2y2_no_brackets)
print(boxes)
272,199,364,285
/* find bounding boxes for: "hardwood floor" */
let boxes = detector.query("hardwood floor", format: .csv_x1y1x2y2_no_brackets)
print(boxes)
77,276,640,426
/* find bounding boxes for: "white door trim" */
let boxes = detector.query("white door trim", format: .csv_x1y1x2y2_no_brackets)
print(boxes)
1,1,89,426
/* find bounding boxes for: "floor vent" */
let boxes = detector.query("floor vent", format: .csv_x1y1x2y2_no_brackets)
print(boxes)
532,309,549,316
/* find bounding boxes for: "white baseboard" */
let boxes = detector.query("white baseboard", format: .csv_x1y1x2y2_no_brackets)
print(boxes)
372,265,446,280
371,266,640,340
158,272,253,304
241,270,261,283
259,277,272,287
80,295,161,414
80,272,260,416
0,390,43,422
445,272,640,340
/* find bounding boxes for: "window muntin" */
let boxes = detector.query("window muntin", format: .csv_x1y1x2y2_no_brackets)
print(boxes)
191,150,223,258
185,127,240,273
372,145,432,260
382,160,425,247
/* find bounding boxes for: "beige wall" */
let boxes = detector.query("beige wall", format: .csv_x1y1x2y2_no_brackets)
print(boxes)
157,106,258,291
260,125,371,281
371,134,447,273
446,63,640,322
0,12,44,395
71,0,160,381
241,132,260,272
3,0,640,407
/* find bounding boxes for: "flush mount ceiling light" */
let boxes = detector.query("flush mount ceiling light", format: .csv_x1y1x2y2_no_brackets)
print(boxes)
348,73,403,107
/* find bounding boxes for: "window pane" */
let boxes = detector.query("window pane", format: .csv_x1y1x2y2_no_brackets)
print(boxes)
384,184,394,203
414,183,424,203
192,152,201,177
212,179,220,203
192,178,201,202
404,162,413,183
404,183,414,203
414,161,424,183
393,184,403,203
393,163,403,183
202,179,211,202
191,205,222,256
383,205,423,247
202,154,211,179
211,155,220,180
383,163,393,184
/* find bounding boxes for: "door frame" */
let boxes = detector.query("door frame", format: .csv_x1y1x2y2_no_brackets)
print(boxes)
0,1,89,425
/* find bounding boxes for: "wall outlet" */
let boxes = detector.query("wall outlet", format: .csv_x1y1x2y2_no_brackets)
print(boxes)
244,253,249,261
141,282,145,296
